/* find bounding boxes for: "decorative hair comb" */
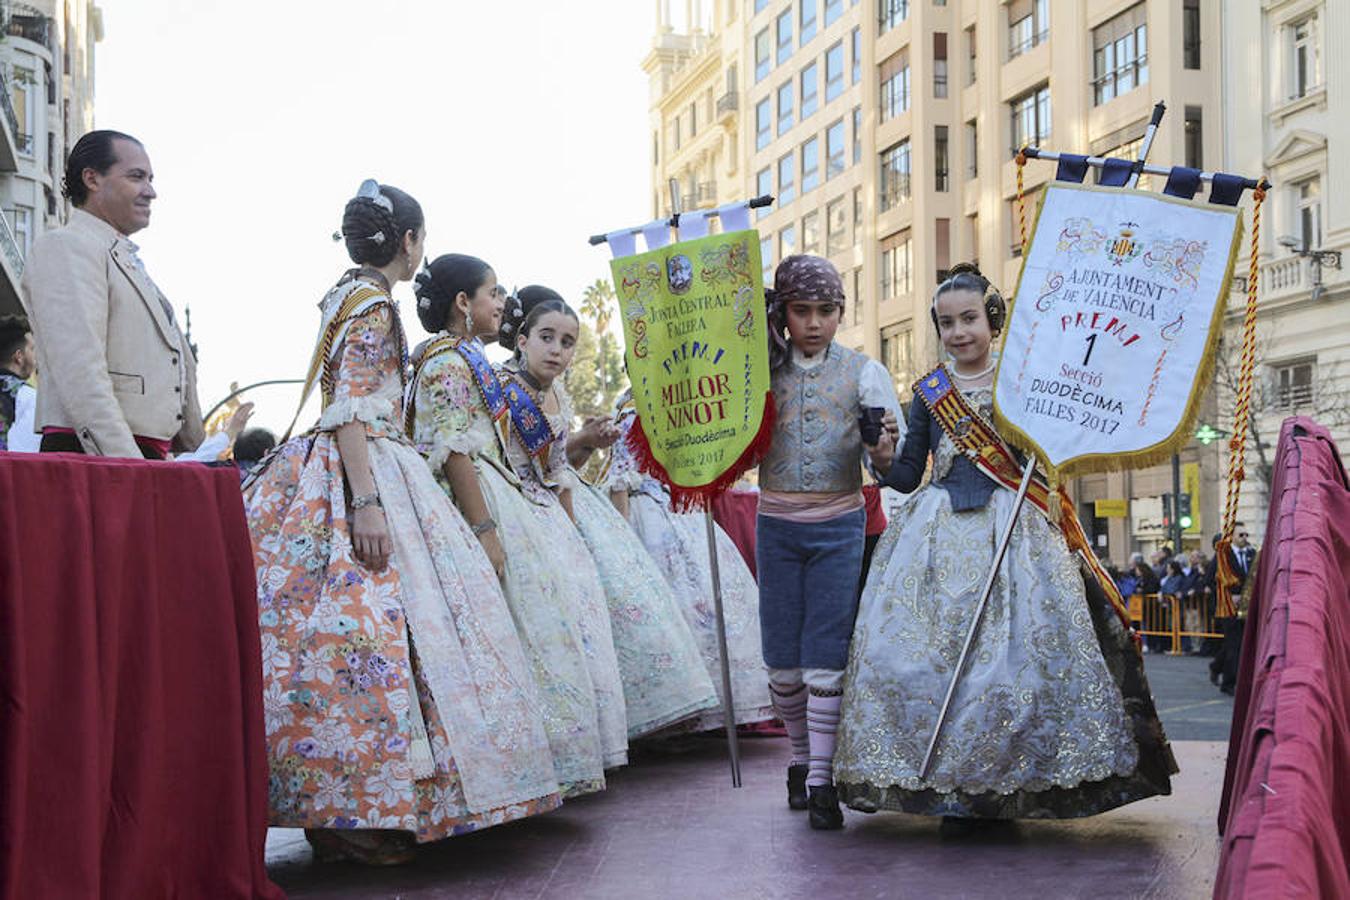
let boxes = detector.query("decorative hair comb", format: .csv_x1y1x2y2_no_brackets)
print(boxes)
356,178,393,213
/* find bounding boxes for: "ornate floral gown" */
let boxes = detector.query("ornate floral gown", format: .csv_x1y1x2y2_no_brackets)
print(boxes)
408,337,625,795
834,385,1175,819
243,280,560,842
556,389,718,737
606,408,774,729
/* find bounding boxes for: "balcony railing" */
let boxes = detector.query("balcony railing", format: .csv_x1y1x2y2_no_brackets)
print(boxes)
0,75,18,145
716,92,738,115
0,209,25,277
1262,256,1303,296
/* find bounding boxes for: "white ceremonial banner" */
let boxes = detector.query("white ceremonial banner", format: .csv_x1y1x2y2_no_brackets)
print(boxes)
993,182,1242,477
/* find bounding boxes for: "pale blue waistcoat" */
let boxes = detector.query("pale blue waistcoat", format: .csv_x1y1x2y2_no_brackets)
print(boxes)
759,342,868,493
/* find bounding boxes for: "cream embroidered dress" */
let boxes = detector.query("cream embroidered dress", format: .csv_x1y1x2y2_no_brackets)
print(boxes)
557,386,718,737
409,339,625,795
244,281,559,842
606,408,774,729
834,385,1174,819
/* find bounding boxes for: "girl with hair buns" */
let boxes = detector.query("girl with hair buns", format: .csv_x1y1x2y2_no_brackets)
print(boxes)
493,286,629,776
834,263,1175,836
243,186,560,866
406,261,622,794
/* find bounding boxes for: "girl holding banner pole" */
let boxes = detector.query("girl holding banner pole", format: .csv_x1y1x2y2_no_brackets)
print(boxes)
834,264,1175,835
406,257,624,796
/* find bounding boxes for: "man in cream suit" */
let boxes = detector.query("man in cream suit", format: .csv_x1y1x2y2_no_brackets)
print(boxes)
21,130,203,459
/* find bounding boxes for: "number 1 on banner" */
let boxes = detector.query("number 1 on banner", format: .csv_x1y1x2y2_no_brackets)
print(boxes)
1083,333,1098,366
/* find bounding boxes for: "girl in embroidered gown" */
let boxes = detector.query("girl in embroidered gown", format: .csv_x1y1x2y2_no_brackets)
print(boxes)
606,395,774,730
493,287,630,770
243,185,559,866
406,259,623,796
834,265,1175,834
524,286,721,738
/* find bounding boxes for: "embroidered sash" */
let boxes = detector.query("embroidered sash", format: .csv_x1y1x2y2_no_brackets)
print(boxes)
501,372,557,471
914,364,1133,634
403,335,509,448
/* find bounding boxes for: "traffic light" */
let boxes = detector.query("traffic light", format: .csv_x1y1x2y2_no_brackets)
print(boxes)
1178,493,1193,529
1161,493,1173,529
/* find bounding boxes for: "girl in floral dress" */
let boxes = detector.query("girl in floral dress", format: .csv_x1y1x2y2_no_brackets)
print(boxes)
406,261,624,794
606,395,774,730
244,185,559,866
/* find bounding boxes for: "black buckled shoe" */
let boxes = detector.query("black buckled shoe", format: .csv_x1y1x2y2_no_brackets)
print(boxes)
807,784,844,830
786,764,809,810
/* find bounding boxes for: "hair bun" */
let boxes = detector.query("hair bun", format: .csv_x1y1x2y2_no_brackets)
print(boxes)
949,261,984,280
497,292,526,346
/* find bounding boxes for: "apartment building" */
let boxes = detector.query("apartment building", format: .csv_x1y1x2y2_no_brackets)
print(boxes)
0,0,102,317
646,1,1345,557
1216,0,1349,540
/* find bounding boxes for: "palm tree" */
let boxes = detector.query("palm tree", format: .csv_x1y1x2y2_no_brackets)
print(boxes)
580,278,615,334
580,279,618,396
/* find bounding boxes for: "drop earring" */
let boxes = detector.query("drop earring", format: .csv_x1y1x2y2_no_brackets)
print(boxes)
520,348,530,371
465,308,475,338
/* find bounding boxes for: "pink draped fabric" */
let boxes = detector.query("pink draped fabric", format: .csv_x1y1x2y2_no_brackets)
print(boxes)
1216,417,1350,899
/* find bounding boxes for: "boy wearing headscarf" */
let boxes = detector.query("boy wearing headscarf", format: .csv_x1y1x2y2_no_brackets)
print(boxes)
756,255,903,829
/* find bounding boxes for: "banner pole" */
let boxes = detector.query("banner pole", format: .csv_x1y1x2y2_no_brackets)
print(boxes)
919,458,1037,779
666,182,742,789
1125,101,1167,189
705,509,743,787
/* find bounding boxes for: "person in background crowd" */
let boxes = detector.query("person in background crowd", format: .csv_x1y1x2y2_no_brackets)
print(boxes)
1151,560,1186,655
858,483,887,599
1150,546,1173,580
1210,522,1258,695
1200,535,1224,657
1179,551,1208,654
21,130,203,459
232,427,276,478
1115,561,1139,600
1133,558,1161,595
0,314,39,452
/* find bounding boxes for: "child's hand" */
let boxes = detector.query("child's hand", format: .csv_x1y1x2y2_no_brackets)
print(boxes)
867,430,896,474
881,410,901,445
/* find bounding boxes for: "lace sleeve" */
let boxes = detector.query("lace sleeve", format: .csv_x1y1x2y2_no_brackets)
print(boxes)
604,411,644,492
318,305,398,430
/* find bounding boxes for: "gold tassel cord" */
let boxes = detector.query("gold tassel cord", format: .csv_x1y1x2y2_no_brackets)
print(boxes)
1215,183,1266,617
1015,150,1029,255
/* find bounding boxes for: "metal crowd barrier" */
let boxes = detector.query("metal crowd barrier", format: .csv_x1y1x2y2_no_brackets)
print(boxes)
1128,592,1225,654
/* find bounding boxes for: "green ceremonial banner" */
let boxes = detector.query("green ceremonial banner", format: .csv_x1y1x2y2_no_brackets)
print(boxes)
611,229,773,508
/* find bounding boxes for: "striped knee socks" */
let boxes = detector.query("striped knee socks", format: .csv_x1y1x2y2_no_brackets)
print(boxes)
769,682,809,766
806,689,843,788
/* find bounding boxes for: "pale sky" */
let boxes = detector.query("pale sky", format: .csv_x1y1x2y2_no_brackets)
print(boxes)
96,0,655,431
